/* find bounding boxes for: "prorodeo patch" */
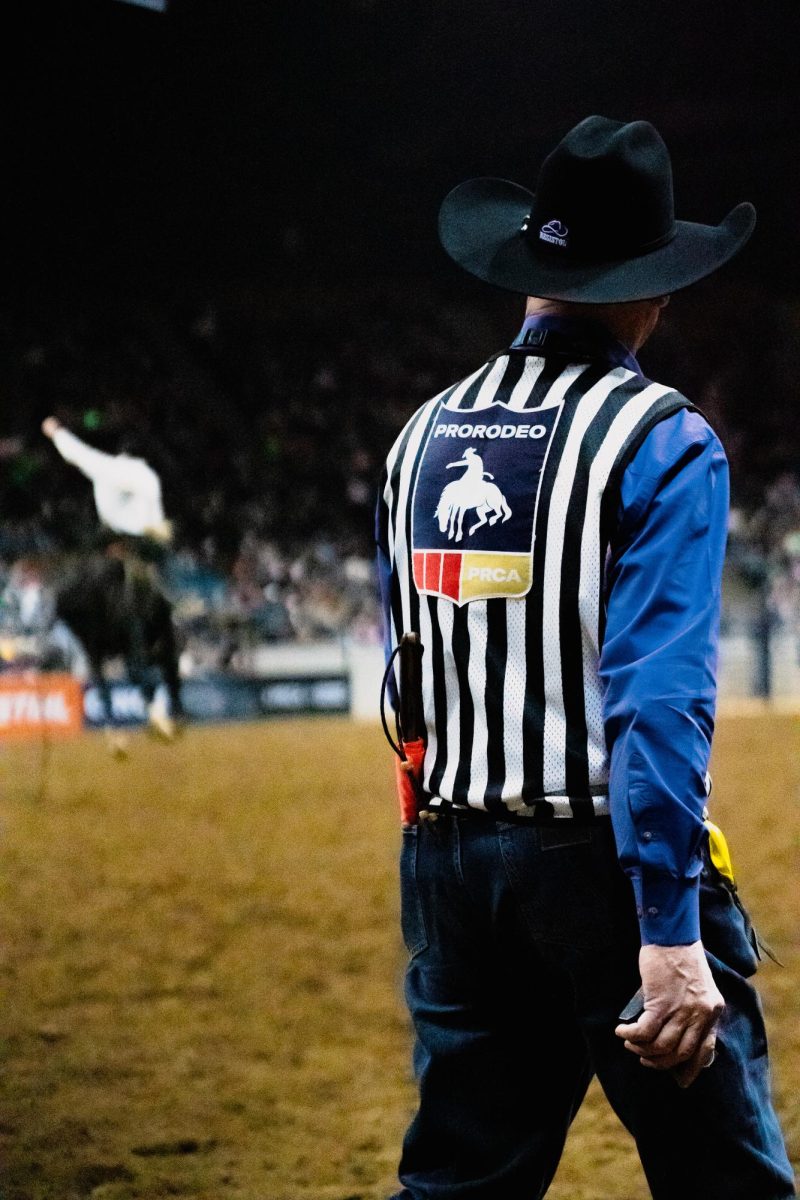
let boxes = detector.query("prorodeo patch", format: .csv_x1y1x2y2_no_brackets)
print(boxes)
411,400,562,604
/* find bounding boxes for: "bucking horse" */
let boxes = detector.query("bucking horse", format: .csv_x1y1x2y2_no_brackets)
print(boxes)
52,550,183,752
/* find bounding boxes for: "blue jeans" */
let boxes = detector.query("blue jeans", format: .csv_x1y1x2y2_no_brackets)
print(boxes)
391,813,795,1200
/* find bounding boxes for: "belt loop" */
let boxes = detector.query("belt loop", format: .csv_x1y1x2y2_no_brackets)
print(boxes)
568,797,595,820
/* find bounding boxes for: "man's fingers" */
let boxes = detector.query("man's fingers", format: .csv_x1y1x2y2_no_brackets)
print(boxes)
626,1018,686,1059
637,1025,718,1080
618,998,722,1076
615,1009,663,1046
617,1008,701,1057
671,1034,718,1089
628,1009,717,1065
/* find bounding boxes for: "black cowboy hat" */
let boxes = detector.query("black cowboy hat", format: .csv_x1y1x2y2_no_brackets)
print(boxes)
438,116,756,303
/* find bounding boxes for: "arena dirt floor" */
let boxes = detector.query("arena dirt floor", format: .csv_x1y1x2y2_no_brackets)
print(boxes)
0,713,797,1200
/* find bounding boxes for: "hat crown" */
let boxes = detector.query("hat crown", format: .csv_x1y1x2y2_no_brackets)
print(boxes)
529,117,676,263
437,113,755,303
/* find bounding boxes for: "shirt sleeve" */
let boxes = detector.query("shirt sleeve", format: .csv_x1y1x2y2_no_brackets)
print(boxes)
52,428,153,493
601,407,729,947
52,428,118,482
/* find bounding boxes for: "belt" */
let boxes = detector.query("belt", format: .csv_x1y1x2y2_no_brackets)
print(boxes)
421,794,610,824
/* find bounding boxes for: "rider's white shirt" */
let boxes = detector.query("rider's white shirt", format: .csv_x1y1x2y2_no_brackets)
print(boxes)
52,428,168,538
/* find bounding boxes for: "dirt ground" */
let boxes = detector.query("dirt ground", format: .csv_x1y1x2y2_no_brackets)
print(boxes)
0,714,797,1200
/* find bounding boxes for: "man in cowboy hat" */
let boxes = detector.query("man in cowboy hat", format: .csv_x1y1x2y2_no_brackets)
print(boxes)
377,116,795,1198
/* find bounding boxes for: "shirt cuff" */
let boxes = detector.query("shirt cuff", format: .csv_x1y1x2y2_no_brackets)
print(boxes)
629,871,701,946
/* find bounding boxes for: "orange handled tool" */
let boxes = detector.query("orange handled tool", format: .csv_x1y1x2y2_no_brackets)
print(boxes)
381,632,426,826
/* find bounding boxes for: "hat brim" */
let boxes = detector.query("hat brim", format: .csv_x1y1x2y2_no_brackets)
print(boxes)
438,178,756,303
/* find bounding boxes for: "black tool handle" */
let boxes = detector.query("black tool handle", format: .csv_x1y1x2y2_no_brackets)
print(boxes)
399,632,424,743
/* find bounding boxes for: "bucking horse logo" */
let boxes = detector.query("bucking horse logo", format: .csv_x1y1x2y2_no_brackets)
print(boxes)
434,448,512,542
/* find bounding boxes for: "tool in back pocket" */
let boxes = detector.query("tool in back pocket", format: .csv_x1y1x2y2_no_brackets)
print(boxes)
703,809,782,966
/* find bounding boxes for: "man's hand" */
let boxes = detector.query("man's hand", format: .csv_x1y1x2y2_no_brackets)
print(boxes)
615,941,724,1088
41,417,62,440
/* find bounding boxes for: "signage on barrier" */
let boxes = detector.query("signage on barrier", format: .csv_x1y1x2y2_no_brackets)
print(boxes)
0,672,84,738
83,674,351,727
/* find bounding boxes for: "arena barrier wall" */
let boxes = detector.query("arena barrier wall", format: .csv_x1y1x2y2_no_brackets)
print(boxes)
0,672,84,739
83,672,351,727
1,630,797,740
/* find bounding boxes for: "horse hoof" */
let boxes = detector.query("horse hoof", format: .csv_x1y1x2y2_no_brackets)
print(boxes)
104,731,130,759
147,712,178,742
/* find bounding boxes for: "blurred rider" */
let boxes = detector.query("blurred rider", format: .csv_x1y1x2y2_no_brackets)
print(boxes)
42,416,181,742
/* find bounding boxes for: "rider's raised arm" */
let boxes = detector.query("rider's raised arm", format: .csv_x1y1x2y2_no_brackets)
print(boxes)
51,426,121,486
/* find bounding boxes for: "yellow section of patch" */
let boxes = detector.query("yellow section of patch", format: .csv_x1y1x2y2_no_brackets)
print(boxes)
460,553,532,601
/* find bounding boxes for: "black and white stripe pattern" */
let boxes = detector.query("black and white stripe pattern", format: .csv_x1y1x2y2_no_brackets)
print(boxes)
381,351,688,817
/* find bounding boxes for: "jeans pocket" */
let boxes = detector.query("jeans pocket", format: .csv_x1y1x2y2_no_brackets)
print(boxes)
699,863,760,979
400,826,429,958
499,822,632,952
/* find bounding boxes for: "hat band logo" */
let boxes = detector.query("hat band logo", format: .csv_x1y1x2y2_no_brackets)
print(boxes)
539,219,569,248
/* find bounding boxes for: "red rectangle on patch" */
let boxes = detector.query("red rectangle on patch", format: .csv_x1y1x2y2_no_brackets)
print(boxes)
413,552,426,591
440,553,461,602
424,552,441,591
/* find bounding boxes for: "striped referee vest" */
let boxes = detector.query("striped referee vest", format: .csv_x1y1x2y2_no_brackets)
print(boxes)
380,342,692,818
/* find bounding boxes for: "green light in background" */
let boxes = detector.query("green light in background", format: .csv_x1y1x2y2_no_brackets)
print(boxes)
83,410,103,431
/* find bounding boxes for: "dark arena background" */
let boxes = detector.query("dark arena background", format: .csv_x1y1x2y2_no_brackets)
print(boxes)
0,2,798,1197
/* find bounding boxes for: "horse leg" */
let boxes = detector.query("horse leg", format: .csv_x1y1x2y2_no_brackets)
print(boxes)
92,658,129,759
468,504,489,536
455,506,466,543
92,660,114,726
125,608,156,705
122,606,176,740
143,598,184,739
154,612,184,723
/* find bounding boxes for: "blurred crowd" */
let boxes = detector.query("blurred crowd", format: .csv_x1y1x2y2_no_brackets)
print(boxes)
1,277,799,670
0,280,497,665
726,473,800,639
